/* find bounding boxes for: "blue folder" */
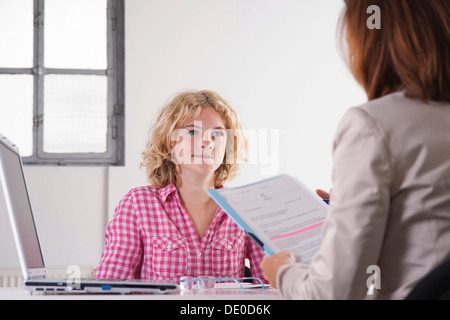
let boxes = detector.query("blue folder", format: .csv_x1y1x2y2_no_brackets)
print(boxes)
207,188,276,256
207,175,329,257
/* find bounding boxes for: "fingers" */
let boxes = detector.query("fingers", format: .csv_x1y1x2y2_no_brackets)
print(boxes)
316,189,330,200
260,251,296,288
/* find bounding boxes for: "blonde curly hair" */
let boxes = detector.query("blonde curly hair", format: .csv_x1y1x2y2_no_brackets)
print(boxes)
141,90,248,188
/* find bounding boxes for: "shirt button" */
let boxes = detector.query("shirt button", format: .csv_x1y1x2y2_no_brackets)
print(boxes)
167,245,172,250
197,251,202,257
227,245,232,249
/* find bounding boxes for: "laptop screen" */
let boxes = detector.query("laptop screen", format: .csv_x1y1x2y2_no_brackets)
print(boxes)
0,141,45,271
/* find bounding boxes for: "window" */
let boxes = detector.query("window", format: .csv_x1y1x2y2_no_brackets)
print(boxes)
0,0,124,165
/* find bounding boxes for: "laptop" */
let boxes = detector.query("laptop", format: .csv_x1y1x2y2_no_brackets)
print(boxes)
0,133,179,294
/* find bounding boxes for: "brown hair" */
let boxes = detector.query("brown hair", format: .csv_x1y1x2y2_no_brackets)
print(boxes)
141,90,248,188
339,0,450,102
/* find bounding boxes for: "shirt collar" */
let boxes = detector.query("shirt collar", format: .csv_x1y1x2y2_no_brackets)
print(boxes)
159,183,178,203
159,183,225,203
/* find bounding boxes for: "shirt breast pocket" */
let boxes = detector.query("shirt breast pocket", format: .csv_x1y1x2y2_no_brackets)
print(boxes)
210,236,245,277
150,236,187,277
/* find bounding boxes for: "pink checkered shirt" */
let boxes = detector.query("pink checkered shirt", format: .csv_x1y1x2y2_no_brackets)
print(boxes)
94,184,266,283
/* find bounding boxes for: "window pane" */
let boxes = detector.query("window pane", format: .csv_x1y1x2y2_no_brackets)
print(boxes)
0,0,33,68
44,0,107,69
0,75,33,156
43,75,108,153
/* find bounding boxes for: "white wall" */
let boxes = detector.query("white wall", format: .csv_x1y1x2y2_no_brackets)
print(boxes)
0,0,366,270
0,166,107,269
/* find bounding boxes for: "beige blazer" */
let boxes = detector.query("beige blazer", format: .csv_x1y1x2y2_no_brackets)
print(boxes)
277,91,450,299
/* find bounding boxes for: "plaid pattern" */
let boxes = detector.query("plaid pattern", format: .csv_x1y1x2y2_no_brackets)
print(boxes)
94,184,266,283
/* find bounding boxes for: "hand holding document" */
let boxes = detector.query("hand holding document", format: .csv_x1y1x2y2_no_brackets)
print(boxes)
208,175,328,264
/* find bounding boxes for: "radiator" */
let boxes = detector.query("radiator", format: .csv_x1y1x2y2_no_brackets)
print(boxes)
0,275,24,288
0,267,95,288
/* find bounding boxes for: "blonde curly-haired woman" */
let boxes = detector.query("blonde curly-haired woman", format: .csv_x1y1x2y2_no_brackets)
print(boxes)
94,90,266,284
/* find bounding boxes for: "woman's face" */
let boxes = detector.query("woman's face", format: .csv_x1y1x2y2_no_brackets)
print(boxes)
171,107,227,179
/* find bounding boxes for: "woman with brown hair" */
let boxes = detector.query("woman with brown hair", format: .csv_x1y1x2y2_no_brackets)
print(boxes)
260,0,450,299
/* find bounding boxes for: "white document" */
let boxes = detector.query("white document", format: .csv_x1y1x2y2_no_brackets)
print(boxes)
207,174,329,264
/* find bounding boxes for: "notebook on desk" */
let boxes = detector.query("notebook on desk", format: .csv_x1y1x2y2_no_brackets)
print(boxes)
0,133,179,294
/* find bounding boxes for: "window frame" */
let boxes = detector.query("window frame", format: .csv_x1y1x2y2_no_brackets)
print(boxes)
0,0,124,166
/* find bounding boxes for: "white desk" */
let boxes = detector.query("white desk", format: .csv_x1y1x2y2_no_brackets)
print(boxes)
0,287,281,300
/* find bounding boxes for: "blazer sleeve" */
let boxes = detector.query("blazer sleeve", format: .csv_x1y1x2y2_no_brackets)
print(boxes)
277,107,392,299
